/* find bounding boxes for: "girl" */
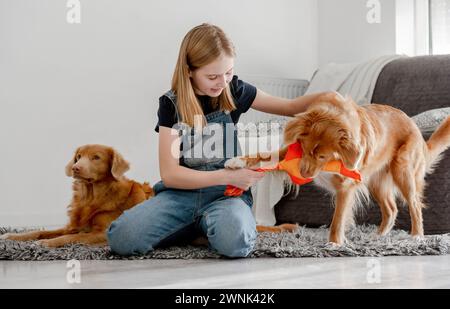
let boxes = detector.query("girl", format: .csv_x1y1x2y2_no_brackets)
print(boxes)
107,23,331,257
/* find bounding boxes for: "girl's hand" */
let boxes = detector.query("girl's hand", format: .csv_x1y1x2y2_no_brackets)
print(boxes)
222,168,265,191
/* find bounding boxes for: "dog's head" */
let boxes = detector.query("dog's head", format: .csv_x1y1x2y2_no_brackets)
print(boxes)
284,97,363,178
65,144,130,182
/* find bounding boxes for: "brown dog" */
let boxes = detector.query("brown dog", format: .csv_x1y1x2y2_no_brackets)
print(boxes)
1,144,154,247
226,93,450,244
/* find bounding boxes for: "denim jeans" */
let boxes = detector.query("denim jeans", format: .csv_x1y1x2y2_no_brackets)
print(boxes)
107,183,256,257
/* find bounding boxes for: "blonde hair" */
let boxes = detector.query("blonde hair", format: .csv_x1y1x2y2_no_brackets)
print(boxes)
171,23,237,128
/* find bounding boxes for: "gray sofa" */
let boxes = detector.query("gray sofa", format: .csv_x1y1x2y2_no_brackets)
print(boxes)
275,55,450,235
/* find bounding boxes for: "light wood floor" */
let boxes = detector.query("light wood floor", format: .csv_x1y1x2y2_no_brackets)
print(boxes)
1,256,450,289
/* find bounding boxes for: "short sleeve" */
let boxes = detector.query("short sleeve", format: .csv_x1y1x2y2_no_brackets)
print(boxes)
229,75,257,123
230,75,257,113
154,95,178,133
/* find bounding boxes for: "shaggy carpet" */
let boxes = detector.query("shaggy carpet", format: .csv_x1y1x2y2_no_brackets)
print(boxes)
1,225,449,261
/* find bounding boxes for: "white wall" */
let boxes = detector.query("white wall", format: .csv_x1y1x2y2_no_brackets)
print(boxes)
317,0,397,66
0,0,318,227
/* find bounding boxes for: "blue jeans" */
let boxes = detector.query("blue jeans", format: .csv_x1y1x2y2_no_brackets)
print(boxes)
107,183,256,258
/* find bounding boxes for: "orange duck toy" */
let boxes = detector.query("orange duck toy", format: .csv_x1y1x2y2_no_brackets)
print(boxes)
225,142,362,196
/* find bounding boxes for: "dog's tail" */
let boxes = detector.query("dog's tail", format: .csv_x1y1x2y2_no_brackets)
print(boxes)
142,182,155,199
426,116,450,172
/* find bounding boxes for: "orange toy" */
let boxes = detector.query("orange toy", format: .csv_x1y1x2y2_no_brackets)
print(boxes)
225,142,362,196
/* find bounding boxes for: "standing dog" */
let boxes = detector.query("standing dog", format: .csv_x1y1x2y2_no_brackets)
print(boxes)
226,93,450,244
1,144,154,247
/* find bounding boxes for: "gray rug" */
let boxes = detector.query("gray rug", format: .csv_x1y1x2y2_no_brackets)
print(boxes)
1,225,449,260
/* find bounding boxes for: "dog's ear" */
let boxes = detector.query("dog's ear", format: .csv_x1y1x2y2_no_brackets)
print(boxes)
283,113,311,145
65,148,80,177
110,149,130,179
337,129,362,170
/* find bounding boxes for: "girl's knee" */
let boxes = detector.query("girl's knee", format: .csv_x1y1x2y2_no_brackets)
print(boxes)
215,228,256,258
107,213,154,256
210,218,257,258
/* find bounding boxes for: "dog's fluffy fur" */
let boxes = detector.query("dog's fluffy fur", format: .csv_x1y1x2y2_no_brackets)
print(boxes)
226,93,450,244
1,144,153,247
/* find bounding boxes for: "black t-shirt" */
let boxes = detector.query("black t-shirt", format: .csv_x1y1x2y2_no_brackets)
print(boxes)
154,75,257,132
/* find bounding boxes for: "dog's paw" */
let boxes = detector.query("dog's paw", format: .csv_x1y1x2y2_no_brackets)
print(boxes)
35,239,53,247
278,223,299,233
36,239,65,247
326,241,344,248
256,224,299,233
327,235,347,247
0,233,12,240
0,233,24,241
412,234,425,242
224,157,246,169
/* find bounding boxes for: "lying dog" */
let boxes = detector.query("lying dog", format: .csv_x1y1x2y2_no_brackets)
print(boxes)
1,144,154,247
226,93,450,244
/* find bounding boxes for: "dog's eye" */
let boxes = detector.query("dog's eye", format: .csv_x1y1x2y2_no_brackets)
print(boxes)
75,154,81,162
92,155,100,160
318,155,326,161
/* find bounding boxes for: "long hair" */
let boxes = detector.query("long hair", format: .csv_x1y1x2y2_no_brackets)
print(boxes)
171,23,237,128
